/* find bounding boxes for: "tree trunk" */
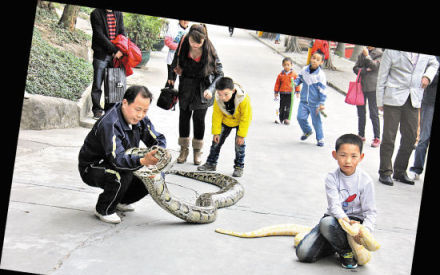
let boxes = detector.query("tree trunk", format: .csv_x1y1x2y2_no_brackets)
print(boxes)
324,53,337,70
58,5,80,32
350,44,364,61
335,42,346,58
285,36,302,53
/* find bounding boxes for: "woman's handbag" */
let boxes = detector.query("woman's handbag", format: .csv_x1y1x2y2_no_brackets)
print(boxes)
345,69,365,106
157,86,179,110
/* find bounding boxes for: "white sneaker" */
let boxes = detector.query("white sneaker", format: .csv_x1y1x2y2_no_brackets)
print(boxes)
116,203,135,212
94,210,121,224
407,171,420,181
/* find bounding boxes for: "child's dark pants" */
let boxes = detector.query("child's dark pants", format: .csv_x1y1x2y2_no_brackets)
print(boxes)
206,124,246,168
296,215,363,263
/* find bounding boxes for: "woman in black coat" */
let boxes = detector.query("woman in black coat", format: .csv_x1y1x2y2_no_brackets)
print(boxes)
169,24,224,165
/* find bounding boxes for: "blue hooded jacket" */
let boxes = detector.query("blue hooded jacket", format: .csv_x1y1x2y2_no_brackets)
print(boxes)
294,65,327,107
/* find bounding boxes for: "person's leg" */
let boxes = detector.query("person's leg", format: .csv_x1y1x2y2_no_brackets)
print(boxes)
206,124,233,165
91,56,112,116
357,100,367,139
393,98,419,177
233,128,246,169
366,91,381,139
379,104,401,177
297,102,313,136
410,103,434,175
310,105,324,142
296,219,335,263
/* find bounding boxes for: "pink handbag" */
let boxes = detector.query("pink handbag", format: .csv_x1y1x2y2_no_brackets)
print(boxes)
345,70,365,105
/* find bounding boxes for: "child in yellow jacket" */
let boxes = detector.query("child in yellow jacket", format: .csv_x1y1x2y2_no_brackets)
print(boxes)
197,77,252,177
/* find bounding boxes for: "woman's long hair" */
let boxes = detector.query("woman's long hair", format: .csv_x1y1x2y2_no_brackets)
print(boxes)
178,24,217,77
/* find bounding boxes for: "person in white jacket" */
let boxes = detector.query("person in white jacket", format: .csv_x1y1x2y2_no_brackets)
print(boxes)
296,134,376,269
376,50,439,186
164,20,189,88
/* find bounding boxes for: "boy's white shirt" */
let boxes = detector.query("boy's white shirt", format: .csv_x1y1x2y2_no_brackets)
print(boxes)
325,167,377,232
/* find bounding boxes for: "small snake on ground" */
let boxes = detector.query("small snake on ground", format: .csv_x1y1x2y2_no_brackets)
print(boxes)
126,146,245,223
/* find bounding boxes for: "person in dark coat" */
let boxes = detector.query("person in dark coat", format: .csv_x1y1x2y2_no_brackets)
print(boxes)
90,8,126,119
352,46,382,148
168,24,224,165
78,85,166,224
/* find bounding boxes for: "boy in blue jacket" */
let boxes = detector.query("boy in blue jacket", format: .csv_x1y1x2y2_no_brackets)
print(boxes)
294,50,327,146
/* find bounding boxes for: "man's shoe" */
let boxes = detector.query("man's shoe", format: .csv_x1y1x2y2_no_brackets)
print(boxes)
340,252,358,269
232,167,243,177
197,163,216,171
371,138,381,148
94,210,121,224
116,203,135,212
358,135,366,142
300,131,313,141
317,140,324,147
379,174,394,186
393,173,415,185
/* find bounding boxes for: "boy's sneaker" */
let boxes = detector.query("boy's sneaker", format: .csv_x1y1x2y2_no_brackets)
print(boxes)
232,167,243,177
274,119,281,124
94,210,121,224
116,203,135,212
197,163,216,171
358,135,366,142
300,131,313,141
283,119,290,125
371,138,381,148
317,140,324,147
340,252,358,269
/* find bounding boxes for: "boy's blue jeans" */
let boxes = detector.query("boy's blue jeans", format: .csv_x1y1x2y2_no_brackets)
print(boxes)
296,215,362,263
297,102,323,141
206,124,246,168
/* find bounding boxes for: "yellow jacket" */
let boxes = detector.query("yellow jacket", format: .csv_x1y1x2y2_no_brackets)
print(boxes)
212,84,252,137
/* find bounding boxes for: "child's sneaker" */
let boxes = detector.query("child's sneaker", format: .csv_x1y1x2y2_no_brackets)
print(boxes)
197,162,217,171
116,203,135,212
283,119,290,125
339,252,358,269
94,210,121,224
317,140,324,147
300,131,313,140
358,135,366,142
274,119,281,124
232,166,243,177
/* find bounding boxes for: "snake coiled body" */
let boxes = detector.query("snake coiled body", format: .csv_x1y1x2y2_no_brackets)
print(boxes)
128,146,244,223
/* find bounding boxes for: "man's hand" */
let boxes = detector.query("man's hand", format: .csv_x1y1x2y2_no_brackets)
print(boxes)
114,50,123,59
316,104,325,115
421,76,430,89
140,149,159,166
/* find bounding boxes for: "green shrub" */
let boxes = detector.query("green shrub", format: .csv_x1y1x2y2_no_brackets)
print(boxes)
25,28,93,101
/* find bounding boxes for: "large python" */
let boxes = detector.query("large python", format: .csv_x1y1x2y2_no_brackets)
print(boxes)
215,219,380,265
126,146,244,223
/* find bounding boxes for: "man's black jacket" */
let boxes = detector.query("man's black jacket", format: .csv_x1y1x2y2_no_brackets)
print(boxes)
78,103,166,171
90,9,126,60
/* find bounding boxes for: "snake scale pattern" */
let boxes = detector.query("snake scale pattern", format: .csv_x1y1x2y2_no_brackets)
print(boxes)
127,146,245,223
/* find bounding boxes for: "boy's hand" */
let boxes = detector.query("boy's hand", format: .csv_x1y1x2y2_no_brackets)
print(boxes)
213,135,220,144
236,136,244,146
316,104,325,114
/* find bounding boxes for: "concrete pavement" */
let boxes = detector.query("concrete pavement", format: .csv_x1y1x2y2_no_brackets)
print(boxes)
1,24,424,275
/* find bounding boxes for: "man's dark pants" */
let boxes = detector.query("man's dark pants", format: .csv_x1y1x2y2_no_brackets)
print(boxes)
79,163,149,216
379,96,419,177
91,55,113,115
